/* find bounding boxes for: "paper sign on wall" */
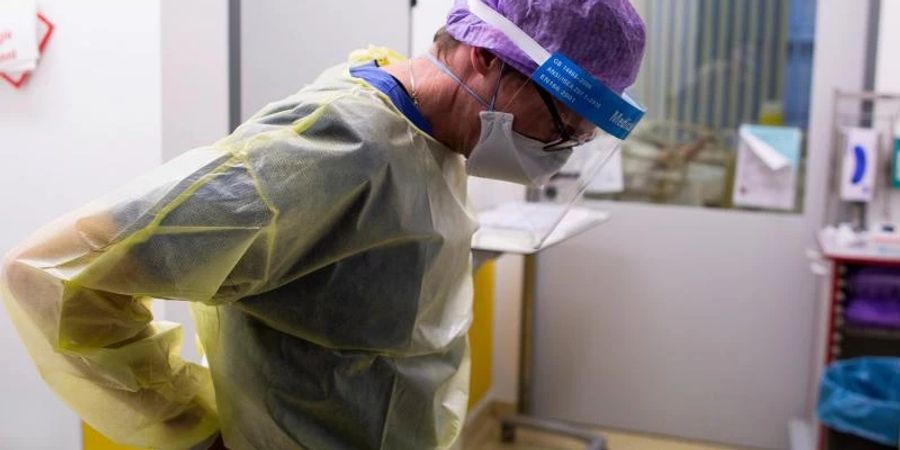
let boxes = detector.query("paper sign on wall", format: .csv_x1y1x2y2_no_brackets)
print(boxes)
733,125,802,211
0,0,53,89
0,0,38,72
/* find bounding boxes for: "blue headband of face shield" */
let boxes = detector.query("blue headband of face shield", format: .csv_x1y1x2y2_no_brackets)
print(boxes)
465,0,646,140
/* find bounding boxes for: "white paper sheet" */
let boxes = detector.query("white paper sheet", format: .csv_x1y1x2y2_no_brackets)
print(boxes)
472,203,609,254
0,0,38,73
732,125,802,211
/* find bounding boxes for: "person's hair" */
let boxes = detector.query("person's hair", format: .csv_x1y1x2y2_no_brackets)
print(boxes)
433,26,509,76
433,26,461,59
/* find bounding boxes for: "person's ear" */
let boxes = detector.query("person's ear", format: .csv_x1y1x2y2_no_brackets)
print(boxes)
470,47,500,77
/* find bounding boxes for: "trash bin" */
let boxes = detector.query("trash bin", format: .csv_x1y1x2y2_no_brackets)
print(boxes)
817,357,900,449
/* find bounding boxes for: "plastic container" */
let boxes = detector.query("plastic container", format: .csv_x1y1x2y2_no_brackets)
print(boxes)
845,267,900,328
848,267,900,301
817,357,900,448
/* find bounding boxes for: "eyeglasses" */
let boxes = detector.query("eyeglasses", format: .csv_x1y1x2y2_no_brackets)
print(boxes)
532,81,598,152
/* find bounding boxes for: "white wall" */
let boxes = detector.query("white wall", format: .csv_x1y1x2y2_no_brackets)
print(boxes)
160,0,231,364
0,1,163,448
239,0,411,121
412,0,453,56
161,0,230,162
872,0,900,226
875,1,900,94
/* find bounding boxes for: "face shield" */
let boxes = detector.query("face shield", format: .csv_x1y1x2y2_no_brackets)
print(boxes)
464,0,646,252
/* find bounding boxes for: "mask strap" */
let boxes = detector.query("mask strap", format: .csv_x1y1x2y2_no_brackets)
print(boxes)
425,53,492,110
487,62,506,111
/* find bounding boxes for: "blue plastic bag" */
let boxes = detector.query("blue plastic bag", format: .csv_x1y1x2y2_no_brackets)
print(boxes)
817,357,900,447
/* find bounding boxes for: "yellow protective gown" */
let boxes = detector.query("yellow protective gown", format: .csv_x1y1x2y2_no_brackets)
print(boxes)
0,47,478,450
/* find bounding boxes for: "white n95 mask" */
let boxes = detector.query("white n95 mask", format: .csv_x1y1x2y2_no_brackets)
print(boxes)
425,53,572,187
467,111,573,186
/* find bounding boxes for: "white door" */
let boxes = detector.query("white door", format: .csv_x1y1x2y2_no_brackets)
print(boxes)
529,1,872,449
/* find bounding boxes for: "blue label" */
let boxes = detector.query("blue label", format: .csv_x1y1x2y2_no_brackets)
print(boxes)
532,53,645,140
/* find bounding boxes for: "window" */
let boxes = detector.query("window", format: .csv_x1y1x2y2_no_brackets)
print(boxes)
588,0,817,212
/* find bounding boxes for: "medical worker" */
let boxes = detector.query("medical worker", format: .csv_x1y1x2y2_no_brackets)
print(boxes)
0,1,645,448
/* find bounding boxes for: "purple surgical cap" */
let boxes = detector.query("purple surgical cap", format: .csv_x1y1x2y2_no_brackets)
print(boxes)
446,0,646,94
